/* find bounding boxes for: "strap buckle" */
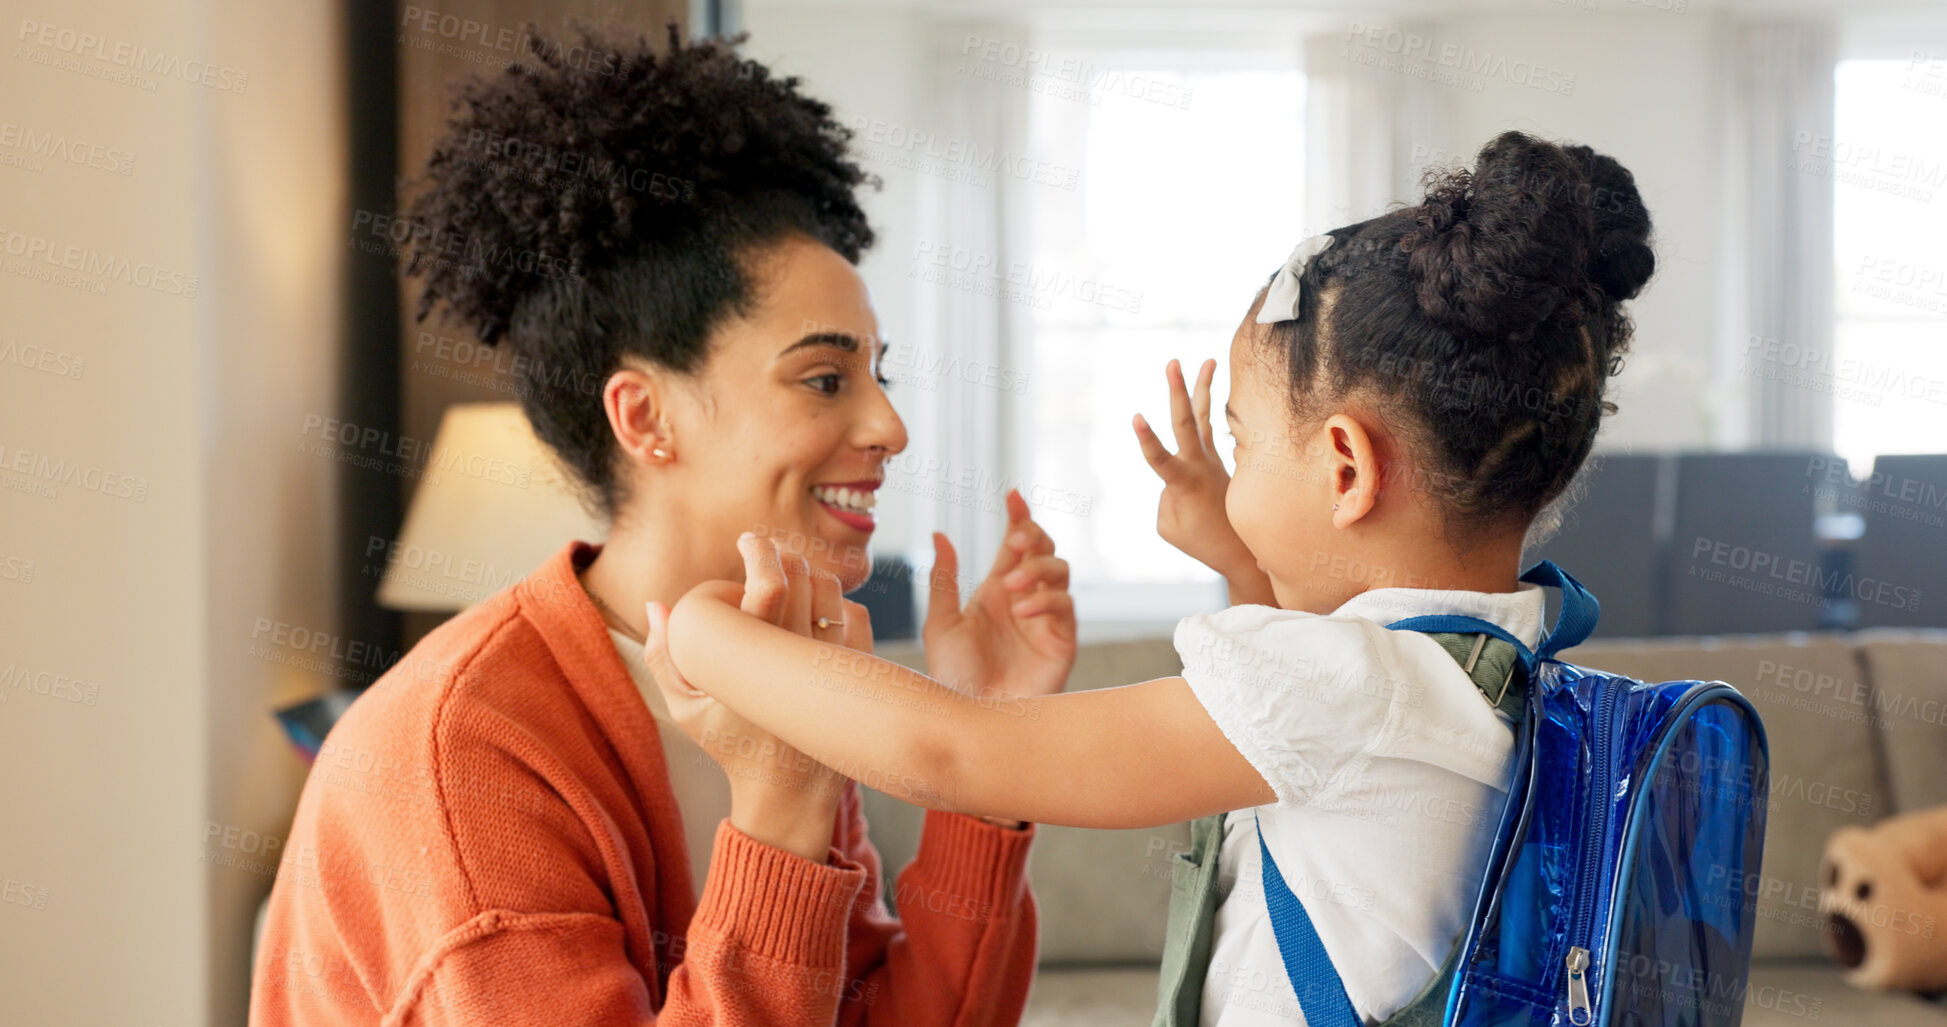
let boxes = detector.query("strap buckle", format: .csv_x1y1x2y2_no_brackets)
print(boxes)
1464,632,1517,708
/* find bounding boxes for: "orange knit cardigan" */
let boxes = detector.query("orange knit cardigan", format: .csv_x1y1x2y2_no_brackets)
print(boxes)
249,541,1039,1026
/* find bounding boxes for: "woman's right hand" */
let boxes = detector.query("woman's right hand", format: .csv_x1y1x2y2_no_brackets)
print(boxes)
1133,358,1277,605
644,532,860,862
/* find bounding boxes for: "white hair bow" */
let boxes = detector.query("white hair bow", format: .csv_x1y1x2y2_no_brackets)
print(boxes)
1255,234,1335,325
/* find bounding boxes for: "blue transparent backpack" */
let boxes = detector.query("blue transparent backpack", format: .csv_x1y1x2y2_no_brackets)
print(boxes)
1259,562,1771,1026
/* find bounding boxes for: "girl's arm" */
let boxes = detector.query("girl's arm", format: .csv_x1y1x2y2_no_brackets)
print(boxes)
663,588,1274,831
645,539,1041,1027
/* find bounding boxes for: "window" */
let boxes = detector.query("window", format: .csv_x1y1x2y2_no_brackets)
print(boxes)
1020,54,1305,621
1830,57,1947,475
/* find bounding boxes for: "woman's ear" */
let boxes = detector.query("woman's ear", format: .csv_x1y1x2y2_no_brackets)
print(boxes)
1322,412,1381,528
603,363,677,468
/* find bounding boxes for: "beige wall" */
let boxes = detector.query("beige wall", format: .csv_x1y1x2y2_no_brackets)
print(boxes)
205,0,348,1022
1418,8,1728,451
0,0,344,1023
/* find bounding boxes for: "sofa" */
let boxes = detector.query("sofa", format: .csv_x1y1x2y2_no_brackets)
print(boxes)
866,629,1947,1026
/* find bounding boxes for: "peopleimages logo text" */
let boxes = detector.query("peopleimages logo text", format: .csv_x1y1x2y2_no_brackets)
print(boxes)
1690,536,1922,612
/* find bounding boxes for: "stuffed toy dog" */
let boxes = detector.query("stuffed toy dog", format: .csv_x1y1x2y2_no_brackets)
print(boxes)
1820,808,1947,992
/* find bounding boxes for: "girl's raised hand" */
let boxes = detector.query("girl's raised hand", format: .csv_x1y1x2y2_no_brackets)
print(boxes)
1133,358,1276,606
923,488,1077,703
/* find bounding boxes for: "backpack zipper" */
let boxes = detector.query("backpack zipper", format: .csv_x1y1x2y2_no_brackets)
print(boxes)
1563,681,1621,1026
1565,946,1592,1024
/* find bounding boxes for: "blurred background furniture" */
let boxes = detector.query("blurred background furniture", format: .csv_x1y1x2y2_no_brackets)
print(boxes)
1530,453,1669,639
1664,453,1829,635
1852,455,1947,629
1531,452,1945,638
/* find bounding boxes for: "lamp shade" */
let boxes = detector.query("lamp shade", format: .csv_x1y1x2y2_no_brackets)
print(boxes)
376,402,605,611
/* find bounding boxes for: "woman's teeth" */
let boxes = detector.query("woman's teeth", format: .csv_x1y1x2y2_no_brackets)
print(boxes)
812,485,877,513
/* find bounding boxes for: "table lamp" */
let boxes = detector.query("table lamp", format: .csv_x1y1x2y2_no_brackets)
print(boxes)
274,403,604,762
377,401,605,611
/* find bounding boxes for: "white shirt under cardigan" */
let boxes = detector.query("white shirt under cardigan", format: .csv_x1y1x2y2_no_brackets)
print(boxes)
608,627,735,903
1184,585,1546,1027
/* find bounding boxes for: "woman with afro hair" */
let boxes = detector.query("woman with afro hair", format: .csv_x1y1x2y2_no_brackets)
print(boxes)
250,26,1076,1027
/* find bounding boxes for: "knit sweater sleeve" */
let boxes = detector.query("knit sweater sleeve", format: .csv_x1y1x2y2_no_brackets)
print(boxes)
831,784,1040,1027
385,824,876,1027
384,798,1036,1027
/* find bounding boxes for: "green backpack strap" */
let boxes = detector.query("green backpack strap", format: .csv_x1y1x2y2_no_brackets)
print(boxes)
1381,928,1466,1027
1152,812,1228,1027
1419,632,1526,721
1151,632,1527,1027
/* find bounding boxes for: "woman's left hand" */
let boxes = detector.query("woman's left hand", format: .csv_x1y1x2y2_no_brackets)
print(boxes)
923,488,1078,703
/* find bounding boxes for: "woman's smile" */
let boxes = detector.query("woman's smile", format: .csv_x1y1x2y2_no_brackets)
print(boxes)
811,478,881,533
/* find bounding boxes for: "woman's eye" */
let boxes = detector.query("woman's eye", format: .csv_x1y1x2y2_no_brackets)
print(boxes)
806,373,843,395
875,373,892,389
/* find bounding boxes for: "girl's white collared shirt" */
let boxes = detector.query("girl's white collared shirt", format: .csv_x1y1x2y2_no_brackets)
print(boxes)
1180,585,1546,1026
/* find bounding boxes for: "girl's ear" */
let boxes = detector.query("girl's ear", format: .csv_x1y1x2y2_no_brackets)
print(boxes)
1323,413,1381,528
603,361,679,468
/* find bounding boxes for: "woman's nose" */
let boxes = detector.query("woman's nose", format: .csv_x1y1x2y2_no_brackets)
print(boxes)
859,382,908,456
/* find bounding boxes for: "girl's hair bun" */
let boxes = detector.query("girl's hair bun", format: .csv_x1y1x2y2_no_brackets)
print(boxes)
1270,131,1655,534
1563,142,1655,304
1402,131,1652,347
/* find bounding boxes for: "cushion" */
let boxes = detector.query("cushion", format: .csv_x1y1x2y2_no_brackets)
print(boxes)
1565,635,1888,961
1020,965,1162,1027
1854,630,1947,813
1741,961,1947,1027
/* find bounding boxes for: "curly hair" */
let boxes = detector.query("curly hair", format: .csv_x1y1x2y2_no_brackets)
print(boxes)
1263,130,1655,535
401,24,878,516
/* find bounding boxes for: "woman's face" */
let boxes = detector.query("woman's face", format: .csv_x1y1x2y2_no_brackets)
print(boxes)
652,235,907,591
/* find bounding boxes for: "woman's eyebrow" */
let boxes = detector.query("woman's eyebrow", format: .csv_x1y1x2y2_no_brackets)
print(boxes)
1224,404,1240,422
778,331,859,357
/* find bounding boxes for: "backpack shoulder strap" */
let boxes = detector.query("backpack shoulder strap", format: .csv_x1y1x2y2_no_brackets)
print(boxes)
1384,559,1601,673
1383,929,1465,1027
1415,631,1526,721
1254,563,1599,1027
1256,810,1361,1027
1255,630,1524,1027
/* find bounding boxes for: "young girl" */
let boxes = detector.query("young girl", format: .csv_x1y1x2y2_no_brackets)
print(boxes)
645,130,1655,1026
